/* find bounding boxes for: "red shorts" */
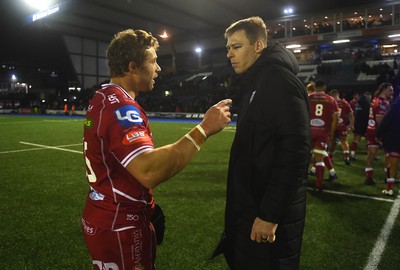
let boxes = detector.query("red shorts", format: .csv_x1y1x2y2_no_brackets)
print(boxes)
311,130,329,151
82,217,156,270
335,126,348,138
365,129,380,147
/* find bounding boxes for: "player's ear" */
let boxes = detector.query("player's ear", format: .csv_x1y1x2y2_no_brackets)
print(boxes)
128,61,139,73
255,40,265,54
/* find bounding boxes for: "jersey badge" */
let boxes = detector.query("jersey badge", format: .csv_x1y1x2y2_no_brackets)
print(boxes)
108,93,120,104
249,91,256,103
115,105,143,127
84,118,93,128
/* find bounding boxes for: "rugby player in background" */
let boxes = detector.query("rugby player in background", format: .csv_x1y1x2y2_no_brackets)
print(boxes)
364,82,393,185
328,89,354,165
82,29,231,270
308,80,339,191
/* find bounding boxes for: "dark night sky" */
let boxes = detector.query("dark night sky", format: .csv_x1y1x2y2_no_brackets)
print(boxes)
0,1,76,84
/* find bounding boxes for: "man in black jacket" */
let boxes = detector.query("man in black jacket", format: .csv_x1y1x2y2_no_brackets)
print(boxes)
214,16,310,269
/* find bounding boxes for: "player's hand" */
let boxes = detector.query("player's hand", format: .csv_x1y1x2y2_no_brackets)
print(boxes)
200,99,232,137
250,217,278,244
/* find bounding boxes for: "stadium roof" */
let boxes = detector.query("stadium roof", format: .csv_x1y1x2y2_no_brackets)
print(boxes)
2,0,392,56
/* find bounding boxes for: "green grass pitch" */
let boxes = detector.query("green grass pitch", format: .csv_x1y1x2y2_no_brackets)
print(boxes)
0,115,399,269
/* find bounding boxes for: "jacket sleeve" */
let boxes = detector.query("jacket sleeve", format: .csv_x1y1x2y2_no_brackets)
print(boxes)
258,76,310,224
376,105,394,139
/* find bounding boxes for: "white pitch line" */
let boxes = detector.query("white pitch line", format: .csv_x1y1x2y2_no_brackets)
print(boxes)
19,141,83,154
364,192,400,270
0,143,82,155
307,187,395,203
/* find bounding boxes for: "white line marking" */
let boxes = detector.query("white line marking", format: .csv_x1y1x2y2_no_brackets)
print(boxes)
307,188,395,203
0,143,82,155
19,141,82,154
364,192,400,269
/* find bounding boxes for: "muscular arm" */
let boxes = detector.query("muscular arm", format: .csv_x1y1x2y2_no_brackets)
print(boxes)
126,99,232,189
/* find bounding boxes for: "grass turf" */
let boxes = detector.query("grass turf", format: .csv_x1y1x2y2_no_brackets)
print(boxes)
0,115,399,269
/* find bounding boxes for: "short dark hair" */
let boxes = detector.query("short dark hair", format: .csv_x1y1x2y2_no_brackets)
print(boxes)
225,16,267,45
375,82,392,97
107,29,159,77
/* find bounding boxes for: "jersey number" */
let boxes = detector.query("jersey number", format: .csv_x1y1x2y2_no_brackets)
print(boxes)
315,104,324,116
84,141,97,183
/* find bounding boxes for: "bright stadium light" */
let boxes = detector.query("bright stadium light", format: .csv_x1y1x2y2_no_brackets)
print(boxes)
388,33,400,38
283,7,294,15
195,47,202,54
24,0,52,10
286,44,301,49
333,39,350,44
159,30,169,39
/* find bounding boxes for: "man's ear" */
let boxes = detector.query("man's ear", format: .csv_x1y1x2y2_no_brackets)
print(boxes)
128,61,139,73
255,40,265,54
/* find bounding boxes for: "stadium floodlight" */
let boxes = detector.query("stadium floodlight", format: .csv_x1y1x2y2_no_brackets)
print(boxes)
159,30,169,39
11,74,17,81
333,39,350,44
195,47,202,54
286,44,301,49
283,7,294,15
24,0,52,10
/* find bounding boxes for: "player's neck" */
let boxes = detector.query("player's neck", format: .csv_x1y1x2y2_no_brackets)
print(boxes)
110,78,137,99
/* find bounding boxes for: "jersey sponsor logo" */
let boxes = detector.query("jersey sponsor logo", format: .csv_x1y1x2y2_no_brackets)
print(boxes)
123,130,149,145
84,118,93,128
133,229,143,265
310,118,325,127
368,119,376,127
114,105,143,127
380,104,387,110
82,218,97,236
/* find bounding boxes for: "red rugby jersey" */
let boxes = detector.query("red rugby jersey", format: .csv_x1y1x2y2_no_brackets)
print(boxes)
82,83,154,230
336,98,353,129
367,96,390,132
309,92,340,134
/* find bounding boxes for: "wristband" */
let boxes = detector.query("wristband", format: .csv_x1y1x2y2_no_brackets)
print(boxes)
185,134,201,151
196,124,207,139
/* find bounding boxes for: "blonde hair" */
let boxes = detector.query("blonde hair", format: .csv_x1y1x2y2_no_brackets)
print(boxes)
225,16,267,45
107,29,159,77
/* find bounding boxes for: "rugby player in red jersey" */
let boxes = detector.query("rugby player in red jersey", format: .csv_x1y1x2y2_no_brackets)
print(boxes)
308,80,339,191
328,89,354,165
364,82,393,185
82,29,231,270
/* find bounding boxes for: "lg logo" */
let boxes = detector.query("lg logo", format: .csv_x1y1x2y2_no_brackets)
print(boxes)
115,106,143,127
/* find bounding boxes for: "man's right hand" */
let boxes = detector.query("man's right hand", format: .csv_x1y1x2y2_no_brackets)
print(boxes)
200,99,232,137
